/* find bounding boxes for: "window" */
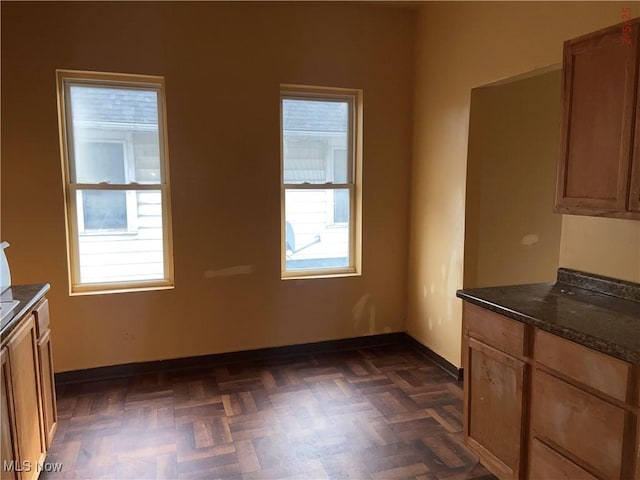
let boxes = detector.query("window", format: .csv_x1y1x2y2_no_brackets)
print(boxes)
57,70,174,293
280,85,362,278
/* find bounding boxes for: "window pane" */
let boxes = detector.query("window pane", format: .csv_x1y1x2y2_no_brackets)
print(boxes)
332,149,349,223
76,190,165,283
82,190,127,230
282,99,349,184
69,85,161,184
334,189,349,223
285,189,350,271
333,148,348,184
76,142,126,184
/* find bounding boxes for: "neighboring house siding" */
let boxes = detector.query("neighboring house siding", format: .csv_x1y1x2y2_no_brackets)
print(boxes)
286,190,348,260
78,193,164,284
79,192,164,283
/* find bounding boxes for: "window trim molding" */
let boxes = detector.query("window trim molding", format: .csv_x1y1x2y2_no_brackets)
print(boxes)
56,69,174,294
279,84,363,279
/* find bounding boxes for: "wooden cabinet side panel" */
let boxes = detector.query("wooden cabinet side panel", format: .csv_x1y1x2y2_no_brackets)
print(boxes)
1,348,20,480
37,329,57,448
556,22,639,212
32,299,49,338
7,316,45,480
462,333,471,441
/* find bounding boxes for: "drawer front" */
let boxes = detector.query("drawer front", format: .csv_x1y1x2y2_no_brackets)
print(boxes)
33,298,50,337
532,370,625,479
529,438,598,480
535,329,630,402
463,302,527,358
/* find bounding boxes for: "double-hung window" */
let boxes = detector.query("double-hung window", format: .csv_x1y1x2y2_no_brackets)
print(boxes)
280,85,362,278
57,70,174,293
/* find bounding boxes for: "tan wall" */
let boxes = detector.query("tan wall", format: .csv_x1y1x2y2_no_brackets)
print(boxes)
560,216,640,282
409,2,640,367
1,2,415,372
465,69,563,288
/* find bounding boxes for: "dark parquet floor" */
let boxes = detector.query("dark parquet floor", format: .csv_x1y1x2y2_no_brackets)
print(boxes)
41,344,497,480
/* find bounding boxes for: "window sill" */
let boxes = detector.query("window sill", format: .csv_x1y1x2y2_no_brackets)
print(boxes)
69,281,174,296
281,270,361,281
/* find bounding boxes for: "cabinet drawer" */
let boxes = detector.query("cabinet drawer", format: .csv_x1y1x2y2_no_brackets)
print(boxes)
33,298,50,337
532,370,625,479
529,438,597,480
535,329,630,402
464,302,527,358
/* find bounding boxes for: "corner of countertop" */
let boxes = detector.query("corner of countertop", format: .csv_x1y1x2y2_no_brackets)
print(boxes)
1,283,51,340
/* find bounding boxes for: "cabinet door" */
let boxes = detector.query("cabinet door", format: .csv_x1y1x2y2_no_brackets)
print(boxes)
1,347,20,480
556,21,639,213
463,336,527,480
37,328,56,448
7,316,45,480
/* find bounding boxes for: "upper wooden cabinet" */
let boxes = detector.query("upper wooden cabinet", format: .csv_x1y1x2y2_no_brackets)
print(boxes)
555,18,640,219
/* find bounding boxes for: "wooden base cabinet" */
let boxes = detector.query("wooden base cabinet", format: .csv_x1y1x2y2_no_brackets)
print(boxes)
462,301,640,480
463,303,531,480
0,298,56,480
4,315,46,480
531,330,637,480
1,348,19,480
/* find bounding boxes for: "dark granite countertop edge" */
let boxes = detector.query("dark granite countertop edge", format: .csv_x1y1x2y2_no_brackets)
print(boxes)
456,290,640,364
1,284,51,341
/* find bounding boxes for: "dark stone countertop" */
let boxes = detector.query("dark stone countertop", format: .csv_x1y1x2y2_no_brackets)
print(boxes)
1,284,50,341
457,272,640,364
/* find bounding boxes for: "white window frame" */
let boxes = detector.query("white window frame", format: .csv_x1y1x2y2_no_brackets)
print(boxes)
57,70,174,294
280,84,363,279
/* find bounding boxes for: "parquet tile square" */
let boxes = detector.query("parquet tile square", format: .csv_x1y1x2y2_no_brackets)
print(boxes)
42,344,497,480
